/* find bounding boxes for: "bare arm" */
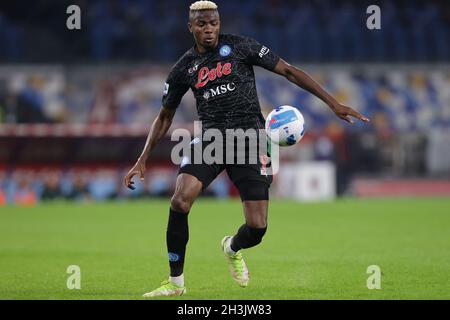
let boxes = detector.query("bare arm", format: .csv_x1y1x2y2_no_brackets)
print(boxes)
138,106,176,160
273,59,369,124
124,106,176,190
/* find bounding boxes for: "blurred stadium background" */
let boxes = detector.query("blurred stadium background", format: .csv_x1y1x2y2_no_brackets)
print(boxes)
0,0,449,205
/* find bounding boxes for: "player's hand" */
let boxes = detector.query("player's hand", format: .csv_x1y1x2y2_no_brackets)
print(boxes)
124,158,146,190
330,102,370,124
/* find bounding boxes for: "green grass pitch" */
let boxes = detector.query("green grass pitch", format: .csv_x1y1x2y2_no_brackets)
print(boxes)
1,198,449,300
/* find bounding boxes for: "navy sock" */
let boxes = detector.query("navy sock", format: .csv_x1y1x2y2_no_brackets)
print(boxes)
230,224,267,252
166,208,189,277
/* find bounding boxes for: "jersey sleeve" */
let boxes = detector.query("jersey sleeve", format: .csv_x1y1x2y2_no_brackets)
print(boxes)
238,36,280,71
161,65,189,110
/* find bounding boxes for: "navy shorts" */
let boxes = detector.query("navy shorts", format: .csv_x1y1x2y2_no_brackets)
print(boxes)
178,137,273,200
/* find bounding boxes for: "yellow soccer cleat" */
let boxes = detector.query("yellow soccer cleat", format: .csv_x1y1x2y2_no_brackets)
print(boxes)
143,279,186,298
221,236,249,287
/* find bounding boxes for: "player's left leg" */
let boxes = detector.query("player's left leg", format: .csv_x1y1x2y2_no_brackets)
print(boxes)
222,134,273,287
221,174,271,287
232,199,268,249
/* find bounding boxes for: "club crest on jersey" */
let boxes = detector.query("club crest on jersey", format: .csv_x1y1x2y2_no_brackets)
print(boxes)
219,45,232,57
195,62,232,89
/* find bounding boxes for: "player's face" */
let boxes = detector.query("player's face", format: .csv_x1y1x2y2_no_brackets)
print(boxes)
189,10,220,51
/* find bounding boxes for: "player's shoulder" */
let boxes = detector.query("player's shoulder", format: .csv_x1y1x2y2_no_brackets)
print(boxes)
169,48,197,74
221,33,257,45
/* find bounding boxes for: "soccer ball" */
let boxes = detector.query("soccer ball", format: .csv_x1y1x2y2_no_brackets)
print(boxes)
265,105,305,146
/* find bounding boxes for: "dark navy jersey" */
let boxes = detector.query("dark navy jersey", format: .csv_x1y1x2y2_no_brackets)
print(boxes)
162,34,280,132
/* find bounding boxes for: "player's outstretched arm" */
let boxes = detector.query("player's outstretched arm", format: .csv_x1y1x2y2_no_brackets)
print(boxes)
124,106,176,190
273,59,370,124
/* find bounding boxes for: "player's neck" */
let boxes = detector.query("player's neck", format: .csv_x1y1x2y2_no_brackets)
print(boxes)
195,40,219,54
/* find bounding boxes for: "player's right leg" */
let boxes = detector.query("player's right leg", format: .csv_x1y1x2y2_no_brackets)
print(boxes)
143,173,202,298
143,138,224,298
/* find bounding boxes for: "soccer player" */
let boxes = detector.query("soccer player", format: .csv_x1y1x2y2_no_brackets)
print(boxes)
124,1,369,297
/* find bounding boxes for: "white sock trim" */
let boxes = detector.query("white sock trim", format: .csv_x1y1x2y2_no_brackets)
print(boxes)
170,274,184,287
225,237,237,256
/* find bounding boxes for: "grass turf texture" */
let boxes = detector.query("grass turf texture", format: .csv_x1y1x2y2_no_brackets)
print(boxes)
0,198,449,300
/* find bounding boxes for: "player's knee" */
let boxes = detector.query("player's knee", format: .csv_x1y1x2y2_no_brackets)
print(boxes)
246,215,267,229
170,194,192,214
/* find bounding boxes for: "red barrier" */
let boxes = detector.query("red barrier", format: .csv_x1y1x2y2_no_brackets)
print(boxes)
352,179,450,197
